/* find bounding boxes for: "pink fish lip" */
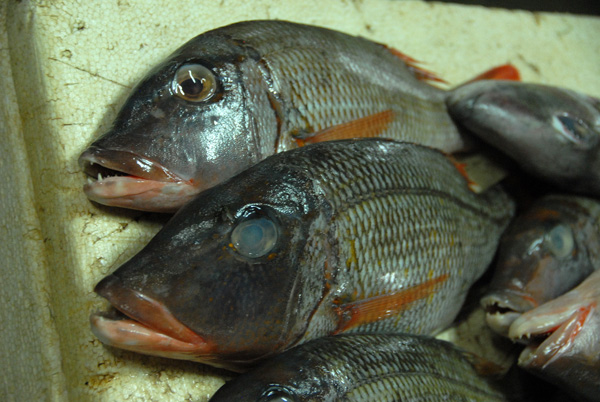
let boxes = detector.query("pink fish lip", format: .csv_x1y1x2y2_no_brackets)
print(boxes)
79,147,198,212
91,274,215,362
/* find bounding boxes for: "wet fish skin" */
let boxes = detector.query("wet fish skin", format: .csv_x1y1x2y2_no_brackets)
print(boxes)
91,139,515,369
209,333,508,402
481,194,600,336
446,81,600,196
509,269,600,402
79,20,472,212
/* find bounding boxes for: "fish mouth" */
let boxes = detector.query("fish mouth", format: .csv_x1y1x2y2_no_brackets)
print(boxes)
511,303,596,369
481,291,537,337
91,274,218,364
79,146,197,212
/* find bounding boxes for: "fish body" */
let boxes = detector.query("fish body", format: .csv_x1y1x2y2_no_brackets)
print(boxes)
90,139,515,369
481,194,600,336
447,81,600,196
79,20,476,212
209,333,508,401
509,269,600,402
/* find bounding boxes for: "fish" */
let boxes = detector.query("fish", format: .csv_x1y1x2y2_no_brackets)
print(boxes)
89,139,515,369
79,19,518,212
481,194,600,336
446,81,600,196
208,333,508,401
509,269,600,402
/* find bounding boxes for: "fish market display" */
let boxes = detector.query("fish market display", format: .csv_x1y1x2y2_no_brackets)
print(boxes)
90,139,515,369
79,19,517,212
447,81,600,196
509,269,600,402
481,194,600,336
209,333,508,401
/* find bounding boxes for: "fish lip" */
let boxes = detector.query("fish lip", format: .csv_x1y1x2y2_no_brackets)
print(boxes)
481,291,537,336
91,274,213,361
79,146,198,212
79,146,187,183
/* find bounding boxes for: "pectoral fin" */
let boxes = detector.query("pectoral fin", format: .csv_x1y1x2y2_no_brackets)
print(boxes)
294,110,395,146
333,274,449,334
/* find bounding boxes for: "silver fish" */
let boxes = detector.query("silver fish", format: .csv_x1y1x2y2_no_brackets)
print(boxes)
209,333,508,401
79,20,517,212
481,194,600,336
90,139,515,369
447,81,600,196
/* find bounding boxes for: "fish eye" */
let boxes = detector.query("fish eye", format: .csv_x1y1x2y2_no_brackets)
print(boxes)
552,113,592,145
172,63,217,102
258,386,297,402
231,213,278,258
544,224,574,259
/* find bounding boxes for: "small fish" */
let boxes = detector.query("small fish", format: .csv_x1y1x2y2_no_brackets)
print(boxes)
509,269,600,402
446,81,600,196
79,19,518,212
209,333,508,401
90,139,514,369
481,194,600,336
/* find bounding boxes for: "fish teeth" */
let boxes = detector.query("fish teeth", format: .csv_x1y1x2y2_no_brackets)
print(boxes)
98,173,103,181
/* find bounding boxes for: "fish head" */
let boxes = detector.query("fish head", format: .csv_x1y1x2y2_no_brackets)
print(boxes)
481,197,595,336
79,28,277,212
447,81,600,188
90,157,334,368
509,270,600,400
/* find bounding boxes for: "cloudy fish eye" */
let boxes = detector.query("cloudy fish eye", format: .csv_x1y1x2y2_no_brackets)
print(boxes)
545,224,575,259
231,215,278,258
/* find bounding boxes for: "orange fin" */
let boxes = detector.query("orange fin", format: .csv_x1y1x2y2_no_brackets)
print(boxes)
466,64,521,84
448,152,509,194
332,273,449,334
449,156,479,192
295,110,395,147
384,45,448,84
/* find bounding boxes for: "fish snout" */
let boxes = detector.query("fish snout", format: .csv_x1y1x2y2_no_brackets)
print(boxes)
91,274,215,363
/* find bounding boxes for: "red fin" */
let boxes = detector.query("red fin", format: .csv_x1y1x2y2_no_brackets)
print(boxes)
295,110,395,147
333,273,449,334
385,46,448,84
466,64,521,83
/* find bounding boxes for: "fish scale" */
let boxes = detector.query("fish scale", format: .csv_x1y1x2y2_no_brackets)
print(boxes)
91,139,514,368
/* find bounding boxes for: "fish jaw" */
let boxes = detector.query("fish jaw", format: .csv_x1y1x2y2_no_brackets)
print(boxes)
509,270,600,365
91,274,224,366
507,271,600,401
79,146,197,212
481,289,536,337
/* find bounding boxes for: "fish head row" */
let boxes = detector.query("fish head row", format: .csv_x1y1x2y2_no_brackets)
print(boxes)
79,25,279,212
91,148,335,369
481,195,599,336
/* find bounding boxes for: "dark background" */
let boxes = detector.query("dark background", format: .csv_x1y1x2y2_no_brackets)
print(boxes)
427,0,600,15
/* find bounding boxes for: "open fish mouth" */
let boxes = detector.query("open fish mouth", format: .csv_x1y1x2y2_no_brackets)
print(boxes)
509,297,597,369
79,147,197,212
481,291,537,337
91,274,215,363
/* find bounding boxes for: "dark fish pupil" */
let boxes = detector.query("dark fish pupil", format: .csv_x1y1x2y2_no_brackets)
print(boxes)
181,77,204,96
